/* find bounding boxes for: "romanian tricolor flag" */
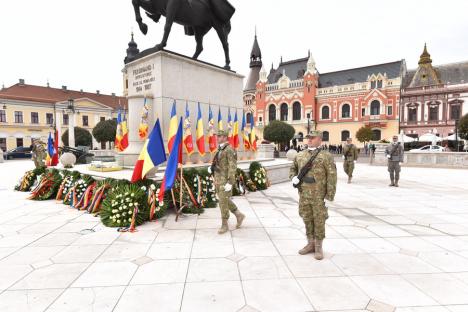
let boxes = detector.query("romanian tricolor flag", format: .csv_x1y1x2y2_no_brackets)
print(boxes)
121,113,129,151
196,103,205,156
218,107,223,131
131,119,167,183
241,113,251,151
167,101,178,152
138,98,149,140
45,132,57,167
158,118,183,202
250,113,257,152
115,111,123,151
208,106,217,153
227,109,233,146
183,103,194,155
232,112,239,150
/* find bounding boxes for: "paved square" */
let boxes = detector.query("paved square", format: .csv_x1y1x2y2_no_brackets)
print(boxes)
1,160,468,311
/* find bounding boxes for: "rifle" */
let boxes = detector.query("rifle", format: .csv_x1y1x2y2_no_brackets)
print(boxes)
293,150,321,188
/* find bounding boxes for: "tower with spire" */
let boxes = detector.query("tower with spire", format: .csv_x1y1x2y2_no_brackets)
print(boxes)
124,32,140,64
408,43,441,88
244,31,263,92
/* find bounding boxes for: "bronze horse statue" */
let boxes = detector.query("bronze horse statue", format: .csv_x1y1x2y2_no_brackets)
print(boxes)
132,0,235,69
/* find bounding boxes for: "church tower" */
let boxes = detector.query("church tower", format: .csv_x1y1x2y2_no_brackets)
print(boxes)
244,32,263,92
408,43,441,88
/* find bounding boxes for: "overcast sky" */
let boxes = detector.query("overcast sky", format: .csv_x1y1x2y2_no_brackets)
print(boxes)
1,0,468,95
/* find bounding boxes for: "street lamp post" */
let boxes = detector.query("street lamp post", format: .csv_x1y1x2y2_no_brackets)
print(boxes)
455,119,459,152
67,99,75,148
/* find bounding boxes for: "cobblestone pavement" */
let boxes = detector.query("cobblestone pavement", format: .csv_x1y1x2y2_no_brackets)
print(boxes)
1,160,468,312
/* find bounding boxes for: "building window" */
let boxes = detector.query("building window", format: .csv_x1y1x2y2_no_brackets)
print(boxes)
268,105,276,121
14,111,23,123
0,110,7,122
377,80,383,88
292,102,301,120
63,114,69,125
408,107,417,122
246,113,252,124
82,115,89,127
46,113,54,125
341,130,350,141
31,112,39,124
322,131,330,142
341,104,351,118
280,103,288,121
0,138,6,152
387,106,393,116
321,106,330,119
16,138,23,147
372,129,382,141
429,105,439,121
100,117,106,122
370,100,380,115
450,105,461,120
371,81,376,89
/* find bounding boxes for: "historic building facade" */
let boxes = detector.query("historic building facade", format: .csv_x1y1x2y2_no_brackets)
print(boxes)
0,80,126,152
243,35,404,146
400,44,468,138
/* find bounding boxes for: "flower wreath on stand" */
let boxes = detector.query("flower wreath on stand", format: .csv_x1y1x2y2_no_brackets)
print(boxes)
100,183,149,230
139,180,168,221
233,168,257,196
249,161,270,191
65,175,94,208
15,167,46,192
86,178,116,215
28,169,62,200
56,171,81,203
196,167,217,208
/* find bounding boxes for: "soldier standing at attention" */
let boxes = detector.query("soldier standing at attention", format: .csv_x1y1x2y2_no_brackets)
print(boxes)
385,135,404,187
342,137,358,184
290,130,337,260
208,130,245,234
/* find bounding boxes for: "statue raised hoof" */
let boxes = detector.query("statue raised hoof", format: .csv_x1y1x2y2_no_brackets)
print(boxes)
132,0,235,70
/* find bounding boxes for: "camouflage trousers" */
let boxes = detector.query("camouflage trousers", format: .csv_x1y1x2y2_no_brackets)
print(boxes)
343,160,354,177
215,184,238,219
298,190,328,240
387,161,401,181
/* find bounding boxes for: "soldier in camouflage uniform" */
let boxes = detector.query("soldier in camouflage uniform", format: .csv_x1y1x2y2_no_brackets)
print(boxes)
342,137,358,184
290,130,337,260
208,130,246,234
385,135,404,187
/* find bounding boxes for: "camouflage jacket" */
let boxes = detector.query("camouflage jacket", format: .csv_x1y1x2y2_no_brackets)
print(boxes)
289,149,337,201
385,143,404,162
212,143,237,186
343,144,358,161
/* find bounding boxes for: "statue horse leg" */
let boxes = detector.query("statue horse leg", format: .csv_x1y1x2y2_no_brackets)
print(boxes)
155,0,182,50
192,27,209,59
132,0,148,35
213,22,231,70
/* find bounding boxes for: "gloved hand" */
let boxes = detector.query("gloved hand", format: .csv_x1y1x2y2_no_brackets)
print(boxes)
387,155,391,159
292,176,300,186
354,160,357,164
342,155,345,160
224,183,232,192
325,198,334,205
207,166,212,174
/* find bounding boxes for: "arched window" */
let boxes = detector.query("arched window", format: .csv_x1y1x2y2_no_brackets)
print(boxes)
341,104,351,118
292,102,301,120
429,104,439,121
246,112,252,124
280,103,288,121
268,105,276,121
321,106,330,119
450,104,461,120
372,129,381,141
407,105,418,123
370,100,380,115
341,130,350,141
322,131,330,142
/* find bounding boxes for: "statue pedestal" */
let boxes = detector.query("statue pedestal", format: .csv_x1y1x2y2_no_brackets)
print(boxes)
117,49,244,167
257,143,275,159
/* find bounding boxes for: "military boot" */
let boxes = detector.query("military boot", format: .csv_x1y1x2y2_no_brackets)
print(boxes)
394,180,399,187
347,176,352,184
218,219,229,234
233,210,245,229
389,179,395,187
298,237,315,255
314,239,324,260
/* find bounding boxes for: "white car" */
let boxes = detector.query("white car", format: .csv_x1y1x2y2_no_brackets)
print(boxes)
409,145,446,153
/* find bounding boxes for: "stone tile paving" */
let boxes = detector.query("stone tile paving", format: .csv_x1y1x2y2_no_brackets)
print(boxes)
0,160,468,311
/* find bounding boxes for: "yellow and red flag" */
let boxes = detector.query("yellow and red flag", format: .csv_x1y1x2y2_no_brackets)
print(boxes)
250,113,257,152
183,102,194,155
218,107,223,131
167,101,178,152
138,98,149,140
120,113,129,151
115,111,123,151
227,109,234,146
208,106,217,153
241,113,251,151
232,111,239,149
196,102,205,156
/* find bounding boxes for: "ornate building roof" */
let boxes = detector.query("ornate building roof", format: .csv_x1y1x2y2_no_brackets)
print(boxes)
267,56,309,84
407,44,441,88
404,60,468,88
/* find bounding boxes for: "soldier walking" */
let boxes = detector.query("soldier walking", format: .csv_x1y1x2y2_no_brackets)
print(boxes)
342,137,358,184
290,130,337,260
385,135,404,187
208,130,245,234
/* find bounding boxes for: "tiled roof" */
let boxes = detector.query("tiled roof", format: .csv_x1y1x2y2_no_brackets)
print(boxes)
403,60,468,88
267,57,309,84
0,83,126,109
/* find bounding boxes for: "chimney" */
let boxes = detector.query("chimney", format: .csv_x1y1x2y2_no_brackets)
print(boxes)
62,85,67,91
19,79,25,85
111,92,116,97
80,89,84,93
96,90,100,95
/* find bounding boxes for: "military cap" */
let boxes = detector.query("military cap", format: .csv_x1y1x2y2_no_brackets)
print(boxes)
217,129,229,137
305,130,323,138
392,135,399,139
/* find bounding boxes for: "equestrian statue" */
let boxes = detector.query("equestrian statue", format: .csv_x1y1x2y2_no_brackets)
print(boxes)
132,0,235,69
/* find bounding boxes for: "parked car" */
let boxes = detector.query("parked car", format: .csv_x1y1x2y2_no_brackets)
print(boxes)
409,145,445,153
3,146,32,160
